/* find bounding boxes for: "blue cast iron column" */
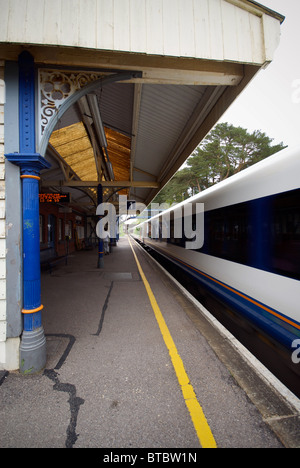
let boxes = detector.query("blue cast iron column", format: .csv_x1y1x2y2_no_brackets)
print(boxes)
6,51,51,374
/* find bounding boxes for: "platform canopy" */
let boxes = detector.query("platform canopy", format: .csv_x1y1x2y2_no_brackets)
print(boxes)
0,0,284,211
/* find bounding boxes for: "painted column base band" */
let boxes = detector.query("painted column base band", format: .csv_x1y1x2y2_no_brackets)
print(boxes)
22,304,44,314
20,174,41,180
20,327,46,374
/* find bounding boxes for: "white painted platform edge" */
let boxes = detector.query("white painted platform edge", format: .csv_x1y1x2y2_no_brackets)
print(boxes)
133,238,300,414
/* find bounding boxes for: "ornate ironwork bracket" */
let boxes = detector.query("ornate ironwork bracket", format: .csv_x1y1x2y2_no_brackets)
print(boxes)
39,69,106,139
38,68,142,155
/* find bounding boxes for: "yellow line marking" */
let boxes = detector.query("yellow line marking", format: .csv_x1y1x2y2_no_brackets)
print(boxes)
128,237,217,449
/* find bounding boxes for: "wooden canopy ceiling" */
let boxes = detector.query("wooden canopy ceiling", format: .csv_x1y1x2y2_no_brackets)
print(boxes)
48,121,131,204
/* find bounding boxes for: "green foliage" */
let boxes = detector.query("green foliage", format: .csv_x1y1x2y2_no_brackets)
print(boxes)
153,123,286,204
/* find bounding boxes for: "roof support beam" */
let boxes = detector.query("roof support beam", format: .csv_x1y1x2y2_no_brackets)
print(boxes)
129,83,143,199
133,167,156,179
77,96,111,182
41,180,160,189
77,96,102,181
47,144,81,182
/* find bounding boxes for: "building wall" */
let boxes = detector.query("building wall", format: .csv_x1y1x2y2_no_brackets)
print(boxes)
0,0,283,372
0,62,6,367
39,201,86,259
0,0,281,65
0,62,19,370
0,59,88,371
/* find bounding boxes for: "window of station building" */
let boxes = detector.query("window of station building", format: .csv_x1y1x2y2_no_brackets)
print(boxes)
58,218,63,241
47,214,56,246
65,220,72,239
76,225,84,240
39,215,44,243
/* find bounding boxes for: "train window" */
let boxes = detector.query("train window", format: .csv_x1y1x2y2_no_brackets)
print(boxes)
271,189,300,280
214,219,224,241
206,202,250,264
163,189,300,281
169,219,185,247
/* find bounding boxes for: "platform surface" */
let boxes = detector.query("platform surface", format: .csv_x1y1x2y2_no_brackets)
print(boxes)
0,237,299,449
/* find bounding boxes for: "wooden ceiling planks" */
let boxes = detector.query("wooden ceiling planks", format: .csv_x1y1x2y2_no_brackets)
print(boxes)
49,121,131,198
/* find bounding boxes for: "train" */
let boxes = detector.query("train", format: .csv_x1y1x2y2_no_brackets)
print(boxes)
129,146,300,355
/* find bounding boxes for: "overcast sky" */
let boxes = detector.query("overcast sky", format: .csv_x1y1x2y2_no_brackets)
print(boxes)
218,0,300,150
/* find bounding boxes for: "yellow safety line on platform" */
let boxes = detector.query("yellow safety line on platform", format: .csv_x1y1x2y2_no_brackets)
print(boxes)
128,237,217,449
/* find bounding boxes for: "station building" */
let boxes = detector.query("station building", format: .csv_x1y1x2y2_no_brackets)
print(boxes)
0,0,284,372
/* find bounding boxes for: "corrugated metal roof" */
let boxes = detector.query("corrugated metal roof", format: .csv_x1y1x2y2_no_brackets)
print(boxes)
43,80,227,209
38,0,283,211
98,83,134,137
134,84,207,176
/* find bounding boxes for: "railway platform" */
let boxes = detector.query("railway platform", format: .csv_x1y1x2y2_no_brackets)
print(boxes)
0,236,299,449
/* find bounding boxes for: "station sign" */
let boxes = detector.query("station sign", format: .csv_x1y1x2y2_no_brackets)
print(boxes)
39,193,70,203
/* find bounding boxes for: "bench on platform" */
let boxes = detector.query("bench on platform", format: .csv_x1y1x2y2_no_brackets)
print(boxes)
40,247,67,274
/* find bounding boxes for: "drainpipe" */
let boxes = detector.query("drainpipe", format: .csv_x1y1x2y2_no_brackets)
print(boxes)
6,51,51,374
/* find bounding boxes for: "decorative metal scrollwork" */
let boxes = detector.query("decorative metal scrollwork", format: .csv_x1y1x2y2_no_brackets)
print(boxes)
39,69,106,138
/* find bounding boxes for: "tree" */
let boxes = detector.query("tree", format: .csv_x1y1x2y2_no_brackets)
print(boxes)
188,123,286,187
154,168,200,205
153,123,286,204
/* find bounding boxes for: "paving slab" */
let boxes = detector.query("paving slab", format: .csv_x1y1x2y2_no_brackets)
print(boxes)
0,237,299,449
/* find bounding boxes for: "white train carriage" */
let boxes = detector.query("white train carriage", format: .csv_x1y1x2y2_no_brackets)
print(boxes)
130,146,300,350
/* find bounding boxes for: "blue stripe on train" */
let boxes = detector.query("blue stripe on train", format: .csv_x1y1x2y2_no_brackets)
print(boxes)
155,247,300,350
